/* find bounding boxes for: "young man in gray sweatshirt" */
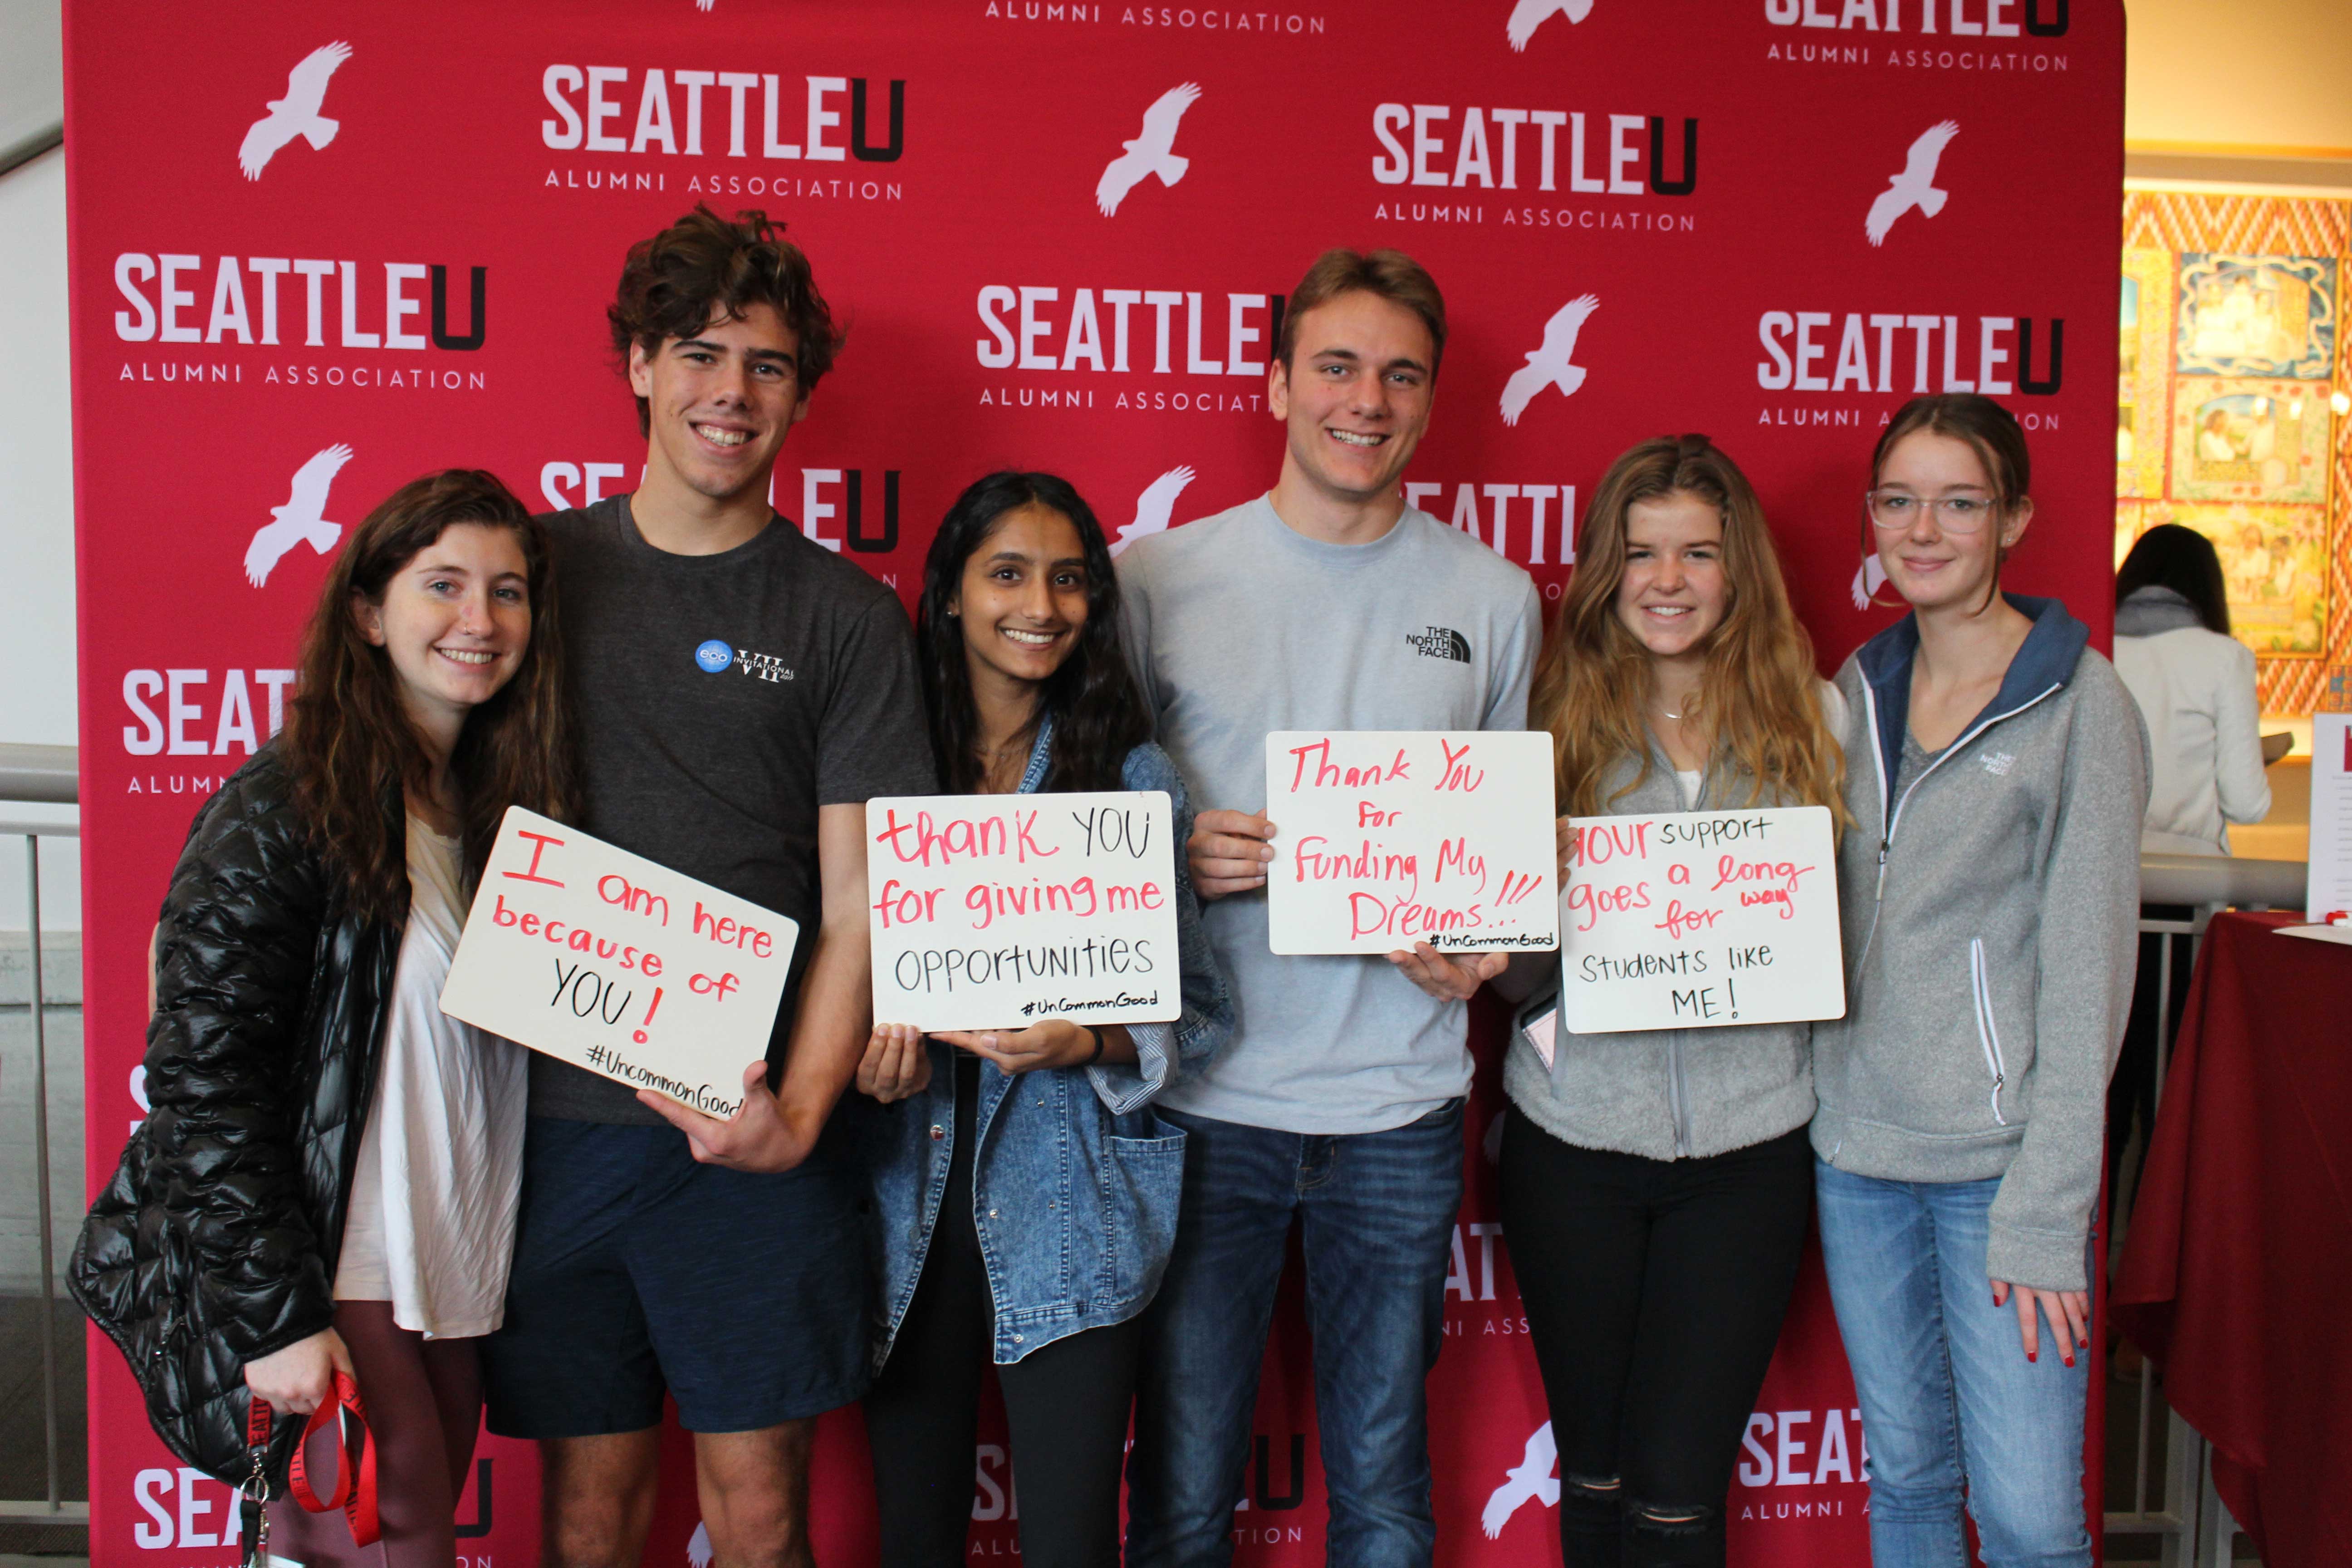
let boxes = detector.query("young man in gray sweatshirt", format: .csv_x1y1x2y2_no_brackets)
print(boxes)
1116,249,1541,1566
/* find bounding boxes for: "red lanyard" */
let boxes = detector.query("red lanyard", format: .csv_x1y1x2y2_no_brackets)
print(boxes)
239,1371,381,1567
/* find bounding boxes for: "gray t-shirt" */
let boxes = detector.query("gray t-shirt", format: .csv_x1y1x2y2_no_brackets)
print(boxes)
1117,494,1542,1133
530,496,935,1123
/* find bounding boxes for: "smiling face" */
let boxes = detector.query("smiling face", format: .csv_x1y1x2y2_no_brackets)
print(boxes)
953,504,1091,694
627,301,809,507
1872,430,2033,612
355,522,532,740
1269,289,1437,508
1615,491,1730,669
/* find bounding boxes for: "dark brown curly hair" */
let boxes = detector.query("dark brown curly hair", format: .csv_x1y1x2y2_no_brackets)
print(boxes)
278,470,574,922
608,206,841,434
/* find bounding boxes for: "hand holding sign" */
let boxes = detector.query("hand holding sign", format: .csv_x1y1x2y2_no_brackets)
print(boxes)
439,807,799,1121
866,790,1182,1032
1264,731,1560,956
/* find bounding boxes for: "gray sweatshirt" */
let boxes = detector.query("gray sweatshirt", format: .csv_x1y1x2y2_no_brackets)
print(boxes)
1504,744,1819,1162
1813,596,2149,1291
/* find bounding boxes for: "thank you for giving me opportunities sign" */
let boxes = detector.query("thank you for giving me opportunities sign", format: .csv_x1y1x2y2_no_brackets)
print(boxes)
1265,731,1560,956
1558,806,1843,1034
440,807,799,1120
867,791,1182,1032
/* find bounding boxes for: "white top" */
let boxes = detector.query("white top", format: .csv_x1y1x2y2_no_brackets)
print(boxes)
2112,626,2271,855
334,816,527,1337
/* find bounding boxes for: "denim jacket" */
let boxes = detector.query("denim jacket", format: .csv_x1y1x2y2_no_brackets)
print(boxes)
864,721,1234,1365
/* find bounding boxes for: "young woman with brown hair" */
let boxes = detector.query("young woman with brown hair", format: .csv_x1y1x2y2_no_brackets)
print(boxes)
1813,394,2146,1568
74,469,571,1568
1406,434,1845,1567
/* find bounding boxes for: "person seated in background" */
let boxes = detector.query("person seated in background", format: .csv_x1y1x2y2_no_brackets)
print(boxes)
2107,522,2271,1213
74,470,571,1568
855,470,1231,1568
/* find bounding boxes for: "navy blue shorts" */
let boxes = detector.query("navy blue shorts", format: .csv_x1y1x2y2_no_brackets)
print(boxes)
483,1118,871,1436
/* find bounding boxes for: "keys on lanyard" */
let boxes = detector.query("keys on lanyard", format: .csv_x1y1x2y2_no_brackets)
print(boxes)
239,1371,381,1568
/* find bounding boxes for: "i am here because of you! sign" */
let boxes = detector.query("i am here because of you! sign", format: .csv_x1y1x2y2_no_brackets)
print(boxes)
439,807,800,1119
1265,730,1560,956
867,791,1182,1032
1558,805,1844,1034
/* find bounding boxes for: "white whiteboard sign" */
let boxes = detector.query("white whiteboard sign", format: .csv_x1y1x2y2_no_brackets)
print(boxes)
439,807,799,1119
2307,713,2350,925
1264,731,1559,956
1558,806,1844,1034
867,790,1183,1032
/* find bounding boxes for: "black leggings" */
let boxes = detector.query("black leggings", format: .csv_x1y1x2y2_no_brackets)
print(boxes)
1499,1104,1813,1568
863,1062,1141,1568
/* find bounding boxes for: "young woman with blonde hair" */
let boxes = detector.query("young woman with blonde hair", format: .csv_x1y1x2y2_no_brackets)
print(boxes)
1405,434,1845,1567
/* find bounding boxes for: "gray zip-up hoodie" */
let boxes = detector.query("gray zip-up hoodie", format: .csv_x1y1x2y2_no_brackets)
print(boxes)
1813,596,2149,1291
1504,744,1818,1162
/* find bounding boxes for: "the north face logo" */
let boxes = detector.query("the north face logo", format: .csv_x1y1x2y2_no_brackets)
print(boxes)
1406,626,1472,663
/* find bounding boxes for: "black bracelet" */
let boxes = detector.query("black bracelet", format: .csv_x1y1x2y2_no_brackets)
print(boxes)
1082,1026,1105,1066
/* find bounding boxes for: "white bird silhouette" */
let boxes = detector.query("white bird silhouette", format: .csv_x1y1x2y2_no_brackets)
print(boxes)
1109,466,1196,558
686,1523,713,1568
245,445,352,587
1096,84,1201,216
1850,552,1890,609
238,43,353,181
1865,120,1959,246
1506,0,1594,50
1499,295,1600,427
1483,1422,1561,1538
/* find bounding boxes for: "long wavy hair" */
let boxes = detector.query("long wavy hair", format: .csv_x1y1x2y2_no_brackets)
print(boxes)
1531,435,1848,826
278,470,575,921
915,472,1150,794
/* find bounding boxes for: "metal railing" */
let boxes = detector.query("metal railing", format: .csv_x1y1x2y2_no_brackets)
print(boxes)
2102,851,2302,1568
0,741,83,1530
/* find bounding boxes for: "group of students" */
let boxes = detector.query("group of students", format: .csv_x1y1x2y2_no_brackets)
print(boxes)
71,206,2147,1568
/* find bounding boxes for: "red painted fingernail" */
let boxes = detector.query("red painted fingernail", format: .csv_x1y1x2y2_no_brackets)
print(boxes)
2028,1351,2038,1362
2063,1355,2075,1367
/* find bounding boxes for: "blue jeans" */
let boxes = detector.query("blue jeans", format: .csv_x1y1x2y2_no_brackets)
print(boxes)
1814,1161,2092,1568
1125,1100,1466,1568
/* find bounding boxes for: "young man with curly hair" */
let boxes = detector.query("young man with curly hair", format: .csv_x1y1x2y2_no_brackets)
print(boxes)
482,206,932,1568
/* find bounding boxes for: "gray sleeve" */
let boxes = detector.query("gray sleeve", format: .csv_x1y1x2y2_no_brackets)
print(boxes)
1482,578,1544,731
1090,745,1234,1114
818,593,936,803
1986,672,2151,1290
1114,549,1162,729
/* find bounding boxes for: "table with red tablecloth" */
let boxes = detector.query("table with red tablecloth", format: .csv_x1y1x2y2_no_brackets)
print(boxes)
2112,910,2352,1568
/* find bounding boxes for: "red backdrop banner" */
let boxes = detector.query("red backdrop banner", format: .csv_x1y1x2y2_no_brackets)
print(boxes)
64,2,2122,1563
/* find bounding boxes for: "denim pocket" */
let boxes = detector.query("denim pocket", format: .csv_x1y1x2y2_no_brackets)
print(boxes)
1101,1125,1188,1301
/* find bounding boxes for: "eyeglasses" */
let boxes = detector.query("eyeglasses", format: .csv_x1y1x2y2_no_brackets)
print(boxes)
1864,490,2004,534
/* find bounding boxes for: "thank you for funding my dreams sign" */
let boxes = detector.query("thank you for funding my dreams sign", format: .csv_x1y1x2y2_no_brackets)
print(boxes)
439,807,799,1119
866,791,1182,1032
1558,806,1844,1034
1264,731,1560,956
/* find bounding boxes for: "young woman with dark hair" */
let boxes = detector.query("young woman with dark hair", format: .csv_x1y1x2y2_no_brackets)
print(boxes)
853,471,1230,1568
2107,522,2269,1226
1406,435,1848,1568
1813,395,2146,1568
74,470,571,1568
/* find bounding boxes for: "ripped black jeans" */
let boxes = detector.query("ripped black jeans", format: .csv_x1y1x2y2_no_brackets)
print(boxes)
1499,1105,1814,1568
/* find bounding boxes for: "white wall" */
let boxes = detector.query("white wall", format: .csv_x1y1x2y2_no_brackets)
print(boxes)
2125,0,2352,153
0,144,82,931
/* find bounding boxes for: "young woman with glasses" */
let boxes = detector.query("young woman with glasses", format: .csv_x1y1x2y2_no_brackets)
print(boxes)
1813,394,2147,1568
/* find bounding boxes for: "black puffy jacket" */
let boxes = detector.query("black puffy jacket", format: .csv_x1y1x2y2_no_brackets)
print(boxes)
69,744,402,1490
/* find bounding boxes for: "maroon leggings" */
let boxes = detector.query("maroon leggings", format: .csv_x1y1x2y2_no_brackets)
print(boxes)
266,1301,482,1568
